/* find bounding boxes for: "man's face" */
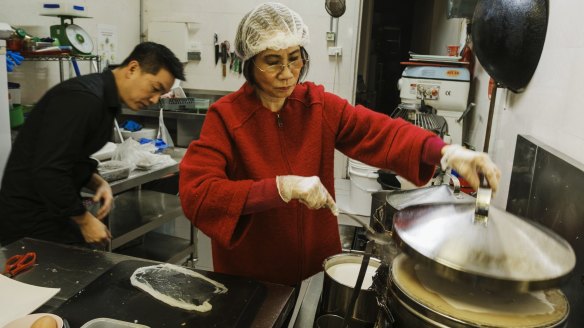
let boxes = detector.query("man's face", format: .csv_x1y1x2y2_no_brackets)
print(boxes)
121,61,175,111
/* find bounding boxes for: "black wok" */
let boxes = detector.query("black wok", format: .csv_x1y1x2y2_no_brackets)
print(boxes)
472,0,549,93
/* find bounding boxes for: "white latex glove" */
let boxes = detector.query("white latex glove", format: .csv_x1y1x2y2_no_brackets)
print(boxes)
276,175,339,216
440,144,501,192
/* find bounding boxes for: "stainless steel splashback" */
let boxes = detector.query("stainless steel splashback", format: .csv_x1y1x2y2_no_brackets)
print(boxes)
507,134,584,327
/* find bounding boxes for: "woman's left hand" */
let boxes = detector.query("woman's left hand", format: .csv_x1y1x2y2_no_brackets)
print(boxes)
440,144,501,192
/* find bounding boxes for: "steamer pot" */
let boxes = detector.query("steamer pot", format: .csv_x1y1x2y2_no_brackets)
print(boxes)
379,182,575,327
392,203,576,292
370,176,474,235
387,254,569,328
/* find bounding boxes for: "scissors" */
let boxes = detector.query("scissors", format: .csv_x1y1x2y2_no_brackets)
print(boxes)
3,251,37,278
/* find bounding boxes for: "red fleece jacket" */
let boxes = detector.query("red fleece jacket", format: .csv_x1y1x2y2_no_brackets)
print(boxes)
179,82,441,285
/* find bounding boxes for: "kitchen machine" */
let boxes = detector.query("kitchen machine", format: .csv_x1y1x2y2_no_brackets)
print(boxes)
396,65,470,145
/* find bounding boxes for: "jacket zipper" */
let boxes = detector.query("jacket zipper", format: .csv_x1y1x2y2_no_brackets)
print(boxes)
275,110,302,280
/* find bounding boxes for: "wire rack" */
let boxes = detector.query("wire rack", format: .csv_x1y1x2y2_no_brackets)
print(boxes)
391,105,448,136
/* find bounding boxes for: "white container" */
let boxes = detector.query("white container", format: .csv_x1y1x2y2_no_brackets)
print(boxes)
3,313,64,328
81,318,150,328
41,0,89,17
8,88,21,105
347,159,382,215
97,160,131,182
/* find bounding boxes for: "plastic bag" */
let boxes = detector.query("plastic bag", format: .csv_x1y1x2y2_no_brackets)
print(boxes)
138,137,169,153
111,138,175,171
157,107,174,148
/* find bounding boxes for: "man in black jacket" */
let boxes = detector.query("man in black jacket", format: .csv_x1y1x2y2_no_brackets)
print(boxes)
0,42,185,247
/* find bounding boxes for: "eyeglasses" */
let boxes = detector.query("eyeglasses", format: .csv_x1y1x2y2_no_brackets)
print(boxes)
253,59,307,74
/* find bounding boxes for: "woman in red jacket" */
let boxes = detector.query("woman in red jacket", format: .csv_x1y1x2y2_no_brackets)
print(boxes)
179,2,500,286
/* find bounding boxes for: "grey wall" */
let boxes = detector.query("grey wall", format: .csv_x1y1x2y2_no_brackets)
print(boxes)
0,0,140,104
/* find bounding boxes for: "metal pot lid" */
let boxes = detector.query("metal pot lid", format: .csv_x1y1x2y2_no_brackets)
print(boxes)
392,202,576,292
386,183,474,212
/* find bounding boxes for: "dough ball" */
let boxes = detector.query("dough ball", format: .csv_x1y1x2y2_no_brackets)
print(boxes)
31,315,58,328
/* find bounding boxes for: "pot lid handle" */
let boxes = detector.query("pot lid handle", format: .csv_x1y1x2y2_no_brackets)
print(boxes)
474,175,491,223
446,171,461,195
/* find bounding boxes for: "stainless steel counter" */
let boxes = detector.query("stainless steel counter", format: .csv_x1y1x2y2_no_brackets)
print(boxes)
0,238,295,327
121,107,205,120
108,147,185,195
291,272,324,328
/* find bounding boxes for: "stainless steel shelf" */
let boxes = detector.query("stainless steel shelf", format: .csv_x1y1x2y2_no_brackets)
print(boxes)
107,189,196,264
108,161,179,195
107,190,185,250
104,147,184,195
114,231,196,264
23,54,99,61
121,107,206,120
21,53,101,82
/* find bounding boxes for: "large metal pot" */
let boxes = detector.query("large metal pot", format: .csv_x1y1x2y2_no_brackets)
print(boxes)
388,253,569,328
380,180,576,327
368,179,476,273
392,203,576,292
370,177,474,235
320,253,381,327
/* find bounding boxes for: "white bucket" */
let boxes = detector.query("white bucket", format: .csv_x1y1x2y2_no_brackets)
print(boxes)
348,159,382,216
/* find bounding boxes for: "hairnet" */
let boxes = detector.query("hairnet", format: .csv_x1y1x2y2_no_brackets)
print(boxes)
235,2,310,61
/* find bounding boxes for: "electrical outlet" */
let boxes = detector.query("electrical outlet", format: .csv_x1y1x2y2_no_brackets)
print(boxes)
328,46,342,56
188,51,201,60
326,32,336,42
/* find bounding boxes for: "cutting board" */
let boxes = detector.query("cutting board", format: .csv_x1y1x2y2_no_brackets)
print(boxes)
54,260,266,327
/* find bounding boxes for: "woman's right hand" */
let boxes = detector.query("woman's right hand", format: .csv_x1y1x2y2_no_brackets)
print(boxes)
72,211,112,246
276,175,339,216
440,144,501,192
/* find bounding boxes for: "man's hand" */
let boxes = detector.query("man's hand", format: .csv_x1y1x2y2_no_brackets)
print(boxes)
276,175,339,216
72,211,112,246
87,173,113,220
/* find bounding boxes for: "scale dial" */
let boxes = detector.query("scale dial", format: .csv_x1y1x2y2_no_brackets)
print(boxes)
65,24,93,54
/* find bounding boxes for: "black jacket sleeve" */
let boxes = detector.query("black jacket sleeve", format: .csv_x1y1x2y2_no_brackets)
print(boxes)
31,90,103,218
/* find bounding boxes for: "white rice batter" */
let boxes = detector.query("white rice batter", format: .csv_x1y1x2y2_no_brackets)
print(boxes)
130,263,228,312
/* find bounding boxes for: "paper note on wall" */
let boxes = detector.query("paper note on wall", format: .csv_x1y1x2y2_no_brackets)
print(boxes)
98,24,118,67
147,22,188,63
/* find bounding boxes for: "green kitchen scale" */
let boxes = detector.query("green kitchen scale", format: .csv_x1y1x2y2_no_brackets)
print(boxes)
48,15,94,55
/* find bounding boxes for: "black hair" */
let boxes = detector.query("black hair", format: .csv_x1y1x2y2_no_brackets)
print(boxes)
120,42,186,81
243,47,310,86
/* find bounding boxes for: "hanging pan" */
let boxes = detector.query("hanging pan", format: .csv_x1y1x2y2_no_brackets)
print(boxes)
472,0,549,93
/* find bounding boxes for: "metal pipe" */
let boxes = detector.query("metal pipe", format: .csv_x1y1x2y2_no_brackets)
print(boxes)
483,85,498,152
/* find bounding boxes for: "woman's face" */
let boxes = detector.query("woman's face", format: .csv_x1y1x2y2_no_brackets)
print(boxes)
252,46,304,101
